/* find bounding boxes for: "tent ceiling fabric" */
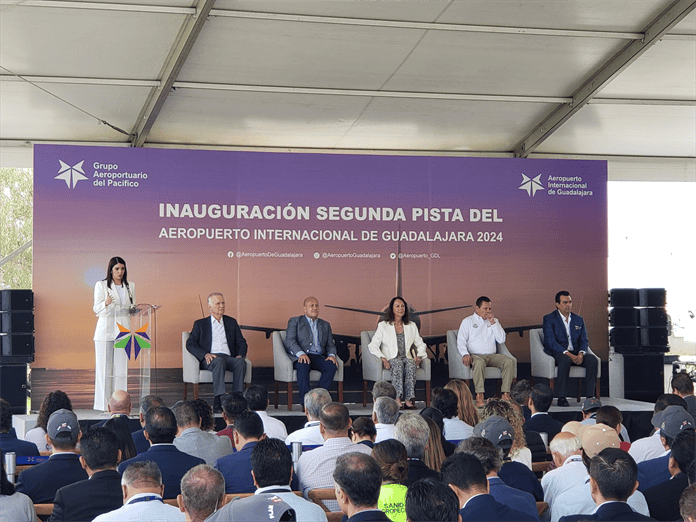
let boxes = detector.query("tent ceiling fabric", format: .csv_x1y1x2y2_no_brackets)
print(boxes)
1,0,694,168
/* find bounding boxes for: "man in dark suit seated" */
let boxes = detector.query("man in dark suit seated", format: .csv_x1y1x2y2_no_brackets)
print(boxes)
214,410,264,493
93,390,142,432
49,426,123,521
186,292,247,413
117,406,205,499
441,452,537,521
543,291,598,407
15,409,88,503
559,448,656,521
405,479,460,522
284,296,338,406
334,452,391,522
0,399,40,457
394,413,438,487
524,383,563,442
132,394,164,454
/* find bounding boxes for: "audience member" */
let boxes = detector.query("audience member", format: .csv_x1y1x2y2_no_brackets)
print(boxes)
472,415,543,500
245,385,288,440
511,379,533,421
215,409,265,493
433,388,473,442
286,388,331,447
441,452,536,521
420,407,455,456
334,452,391,522
644,428,695,521
95,390,141,432
373,397,400,443
23,390,72,452
15,409,88,503
373,381,398,402
541,431,584,514
118,406,205,499
0,399,39,457
637,404,695,491
191,398,215,432
132,395,164,454
629,393,687,464
581,400,631,446
421,416,447,472
296,403,371,511
207,494,296,522
0,448,39,522
372,439,409,522
551,424,649,522
458,436,539,521
93,461,184,521
561,420,584,437
524,383,563,442
595,406,631,450
172,400,232,465
103,416,137,461
216,391,247,443
580,397,602,425
444,379,479,427
558,448,656,522
177,465,225,522
394,413,438,487
49,426,123,521
404,479,459,522
680,484,696,522
250,438,327,522
481,398,537,468
672,371,696,418
350,417,377,448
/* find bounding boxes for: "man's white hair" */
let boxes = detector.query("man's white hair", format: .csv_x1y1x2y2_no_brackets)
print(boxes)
207,292,224,306
550,433,582,457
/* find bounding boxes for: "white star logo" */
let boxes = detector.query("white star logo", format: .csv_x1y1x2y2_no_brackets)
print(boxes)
55,160,88,189
519,173,544,197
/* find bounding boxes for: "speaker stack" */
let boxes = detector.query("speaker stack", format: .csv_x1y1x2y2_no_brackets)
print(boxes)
609,288,669,402
0,289,34,414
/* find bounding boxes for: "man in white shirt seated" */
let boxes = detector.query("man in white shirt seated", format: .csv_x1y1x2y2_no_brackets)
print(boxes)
373,397,399,443
286,388,331,447
629,393,688,464
457,296,512,407
542,432,585,513
245,384,288,440
94,461,184,522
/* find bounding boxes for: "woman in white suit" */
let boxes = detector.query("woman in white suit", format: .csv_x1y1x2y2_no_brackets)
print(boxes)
93,256,135,411
368,296,427,409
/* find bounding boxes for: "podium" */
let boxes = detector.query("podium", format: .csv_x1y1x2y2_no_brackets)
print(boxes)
111,303,160,409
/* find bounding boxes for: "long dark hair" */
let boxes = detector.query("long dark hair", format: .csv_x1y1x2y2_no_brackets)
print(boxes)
384,296,410,325
105,256,130,291
36,390,73,431
103,417,137,462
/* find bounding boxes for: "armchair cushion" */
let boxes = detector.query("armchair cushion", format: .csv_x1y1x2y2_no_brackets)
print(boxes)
182,331,252,385
273,330,344,384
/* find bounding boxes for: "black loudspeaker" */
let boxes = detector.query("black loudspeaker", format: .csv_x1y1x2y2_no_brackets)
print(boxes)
623,354,665,403
640,308,668,327
610,289,639,308
0,334,34,357
610,309,639,327
0,365,28,414
0,312,34,333
610,327,668,347
639,288,667,308
0,290,33,311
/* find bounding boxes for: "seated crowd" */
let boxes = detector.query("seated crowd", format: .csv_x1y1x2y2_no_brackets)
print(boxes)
1,372,696,522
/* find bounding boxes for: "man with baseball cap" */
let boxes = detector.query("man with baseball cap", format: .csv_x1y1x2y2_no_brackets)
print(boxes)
15,408,88,503
580,397,602,425
636,405,695,492
550,424,650,522
473,415,543,501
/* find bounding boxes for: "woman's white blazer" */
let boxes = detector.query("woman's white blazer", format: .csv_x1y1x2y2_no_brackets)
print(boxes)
93,280,135,341
367,321,427,360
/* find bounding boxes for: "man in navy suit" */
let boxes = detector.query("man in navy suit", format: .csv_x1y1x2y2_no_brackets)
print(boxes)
0,399,40,457
543,291,598,407
215,410,264,493
284,296,338,405
186,292,247,412
559,448,656,521
15,409,88,503
117,406,205,499
333,452,392,522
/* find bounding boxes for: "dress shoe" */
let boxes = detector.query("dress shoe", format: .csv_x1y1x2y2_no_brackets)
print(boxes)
557,397,569,407
213,395,222,414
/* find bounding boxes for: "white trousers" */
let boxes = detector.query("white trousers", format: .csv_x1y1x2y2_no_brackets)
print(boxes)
94,341,128,411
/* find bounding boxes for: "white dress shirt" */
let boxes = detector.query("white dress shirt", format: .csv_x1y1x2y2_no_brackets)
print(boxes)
442,417,474,441
93,492,185,522
541,455,587,513
457,313,506,356
374,423,396,443
256,410,288,440
285,421,324,447
210,316,231,356
628,430,665,463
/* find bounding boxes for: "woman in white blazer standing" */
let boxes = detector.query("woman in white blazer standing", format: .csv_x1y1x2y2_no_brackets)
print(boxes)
368,296,427,409
93,256,135,411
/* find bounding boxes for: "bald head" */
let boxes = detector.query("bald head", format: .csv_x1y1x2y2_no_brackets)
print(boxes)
319,402,350,437
109,390,132,415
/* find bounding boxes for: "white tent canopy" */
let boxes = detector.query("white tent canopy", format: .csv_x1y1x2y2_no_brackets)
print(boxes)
1,0,694,179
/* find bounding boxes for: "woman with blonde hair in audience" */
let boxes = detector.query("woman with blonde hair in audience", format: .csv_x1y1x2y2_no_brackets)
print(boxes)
372,439,409,522
421,416,447,472
444,379,479,427
481,398,533,469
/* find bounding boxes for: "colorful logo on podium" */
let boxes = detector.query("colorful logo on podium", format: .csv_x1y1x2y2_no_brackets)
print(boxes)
115,323,151,360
